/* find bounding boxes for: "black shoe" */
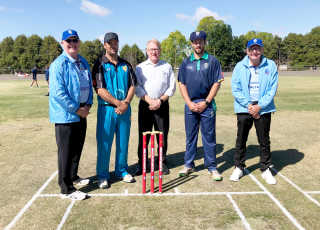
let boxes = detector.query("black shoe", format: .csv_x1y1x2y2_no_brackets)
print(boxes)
162,163,170,175
45,93,49,96
134,165,142,176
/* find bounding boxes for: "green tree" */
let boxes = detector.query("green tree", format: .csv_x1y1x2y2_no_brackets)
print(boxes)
12,35,28,71
25,34,42,70
196,16,224,35
79,39,104,69
39,35,62,69
0,37,15,73
283,33,305,66
161,30,188,69
304,27,320,66
119,44,145,69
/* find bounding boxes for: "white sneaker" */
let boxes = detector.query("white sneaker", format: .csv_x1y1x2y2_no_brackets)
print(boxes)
122,174,135,183
229,167,243,182
60,190,87,200
209,170,223,181
178,166,195,177
73,177,90,186
98,180,109,189
261,168,277,185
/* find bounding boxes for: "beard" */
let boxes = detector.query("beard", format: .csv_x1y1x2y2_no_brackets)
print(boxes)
194,47,204,55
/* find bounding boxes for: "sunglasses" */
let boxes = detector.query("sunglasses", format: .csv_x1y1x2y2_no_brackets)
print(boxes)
65,38,79,43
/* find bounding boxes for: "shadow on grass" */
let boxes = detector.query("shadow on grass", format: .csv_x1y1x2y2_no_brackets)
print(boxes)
164,144,225,172
218,145,305,174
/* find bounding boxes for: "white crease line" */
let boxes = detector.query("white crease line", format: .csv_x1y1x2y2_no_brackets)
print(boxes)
5,171,58,230
124,189,128,195
40,191,266,197
56,200,76,230
271,168,320,207
227,194,252,230
305,191,320,194
246,169,305,230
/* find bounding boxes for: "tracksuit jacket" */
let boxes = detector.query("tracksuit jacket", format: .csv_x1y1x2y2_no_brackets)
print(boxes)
49,51,93,123
231,55,278,115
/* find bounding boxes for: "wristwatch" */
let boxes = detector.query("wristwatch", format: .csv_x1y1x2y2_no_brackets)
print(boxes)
205,100,211,106
160,99,164,105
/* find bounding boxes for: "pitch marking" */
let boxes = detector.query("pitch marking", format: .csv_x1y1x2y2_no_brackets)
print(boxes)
227,194,252,230
4,171,58,230
271,168,320,207
246,169,305,230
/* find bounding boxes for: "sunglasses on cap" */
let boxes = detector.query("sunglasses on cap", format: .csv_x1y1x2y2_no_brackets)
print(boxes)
65,38,79,43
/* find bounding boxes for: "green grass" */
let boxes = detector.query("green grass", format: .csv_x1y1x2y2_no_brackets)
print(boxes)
1,74,320,230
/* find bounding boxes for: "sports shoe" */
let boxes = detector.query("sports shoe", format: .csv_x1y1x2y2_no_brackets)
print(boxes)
178,166,195,177
210,170,223,181
60,190,87,201
73,177,90,186
229,167,243,182
261,168,277,185
98,180,109,189
122,174,135,183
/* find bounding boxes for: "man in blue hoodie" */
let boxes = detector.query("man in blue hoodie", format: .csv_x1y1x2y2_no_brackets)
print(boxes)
230,38,278,185
49,29,93,200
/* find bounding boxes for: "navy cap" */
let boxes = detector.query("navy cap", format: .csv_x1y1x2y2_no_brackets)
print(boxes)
62,29,79,41
190,31,207,42
247,38,264,48
104,32,118,43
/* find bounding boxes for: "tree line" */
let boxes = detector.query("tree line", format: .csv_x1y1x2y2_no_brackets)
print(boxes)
0,16,319,73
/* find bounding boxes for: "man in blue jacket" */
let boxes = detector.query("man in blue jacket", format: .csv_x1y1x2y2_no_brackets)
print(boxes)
230,38,278,185
49,29,93,200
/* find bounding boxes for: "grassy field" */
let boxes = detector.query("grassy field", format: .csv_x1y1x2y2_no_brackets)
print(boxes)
0,73,320,230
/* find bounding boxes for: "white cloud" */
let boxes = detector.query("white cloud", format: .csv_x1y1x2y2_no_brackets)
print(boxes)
80,0,111,17
176,6,227,23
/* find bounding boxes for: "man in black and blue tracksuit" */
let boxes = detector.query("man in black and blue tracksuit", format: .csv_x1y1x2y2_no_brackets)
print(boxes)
92,32,137,189
178,31,224,181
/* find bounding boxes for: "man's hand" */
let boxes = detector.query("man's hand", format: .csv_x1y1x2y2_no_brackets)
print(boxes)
76,107,89,118
188,101,200,113
248,104,261,119
196,101,207,113
149,99,161,111
115,101,129,115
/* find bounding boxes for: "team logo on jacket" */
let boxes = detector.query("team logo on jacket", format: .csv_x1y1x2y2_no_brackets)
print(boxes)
265,69,270,75
122,66,127,72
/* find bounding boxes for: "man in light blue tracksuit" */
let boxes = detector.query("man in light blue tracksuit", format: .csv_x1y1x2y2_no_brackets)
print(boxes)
230,38,279,185
49,29,93,200
92,32,137,189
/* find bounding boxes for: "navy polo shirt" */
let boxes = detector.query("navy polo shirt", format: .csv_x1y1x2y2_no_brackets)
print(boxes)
178,52,223,101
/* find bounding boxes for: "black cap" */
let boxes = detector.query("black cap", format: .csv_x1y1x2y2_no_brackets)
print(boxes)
104,32,118,43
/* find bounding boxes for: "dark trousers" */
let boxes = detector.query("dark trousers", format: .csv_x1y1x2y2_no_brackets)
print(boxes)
184,102,217,171
55,118,87,194
234,113,272,172
137,100,169,167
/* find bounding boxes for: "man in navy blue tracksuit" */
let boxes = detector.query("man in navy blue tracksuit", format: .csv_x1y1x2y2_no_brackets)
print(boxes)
178,31,224,181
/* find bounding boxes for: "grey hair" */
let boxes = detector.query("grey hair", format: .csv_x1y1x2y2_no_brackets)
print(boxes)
146,39,161,50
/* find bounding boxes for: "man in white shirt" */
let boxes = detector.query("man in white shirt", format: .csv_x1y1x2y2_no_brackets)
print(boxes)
135,39,176,175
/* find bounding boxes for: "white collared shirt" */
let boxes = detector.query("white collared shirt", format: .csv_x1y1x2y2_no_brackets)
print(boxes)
135,59,176,99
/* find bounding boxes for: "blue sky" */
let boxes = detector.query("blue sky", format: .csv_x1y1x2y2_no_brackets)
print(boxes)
0,0,319,50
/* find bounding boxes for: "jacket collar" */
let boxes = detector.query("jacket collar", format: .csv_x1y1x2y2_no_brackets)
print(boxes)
242,55,267,68
190,51,208,62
